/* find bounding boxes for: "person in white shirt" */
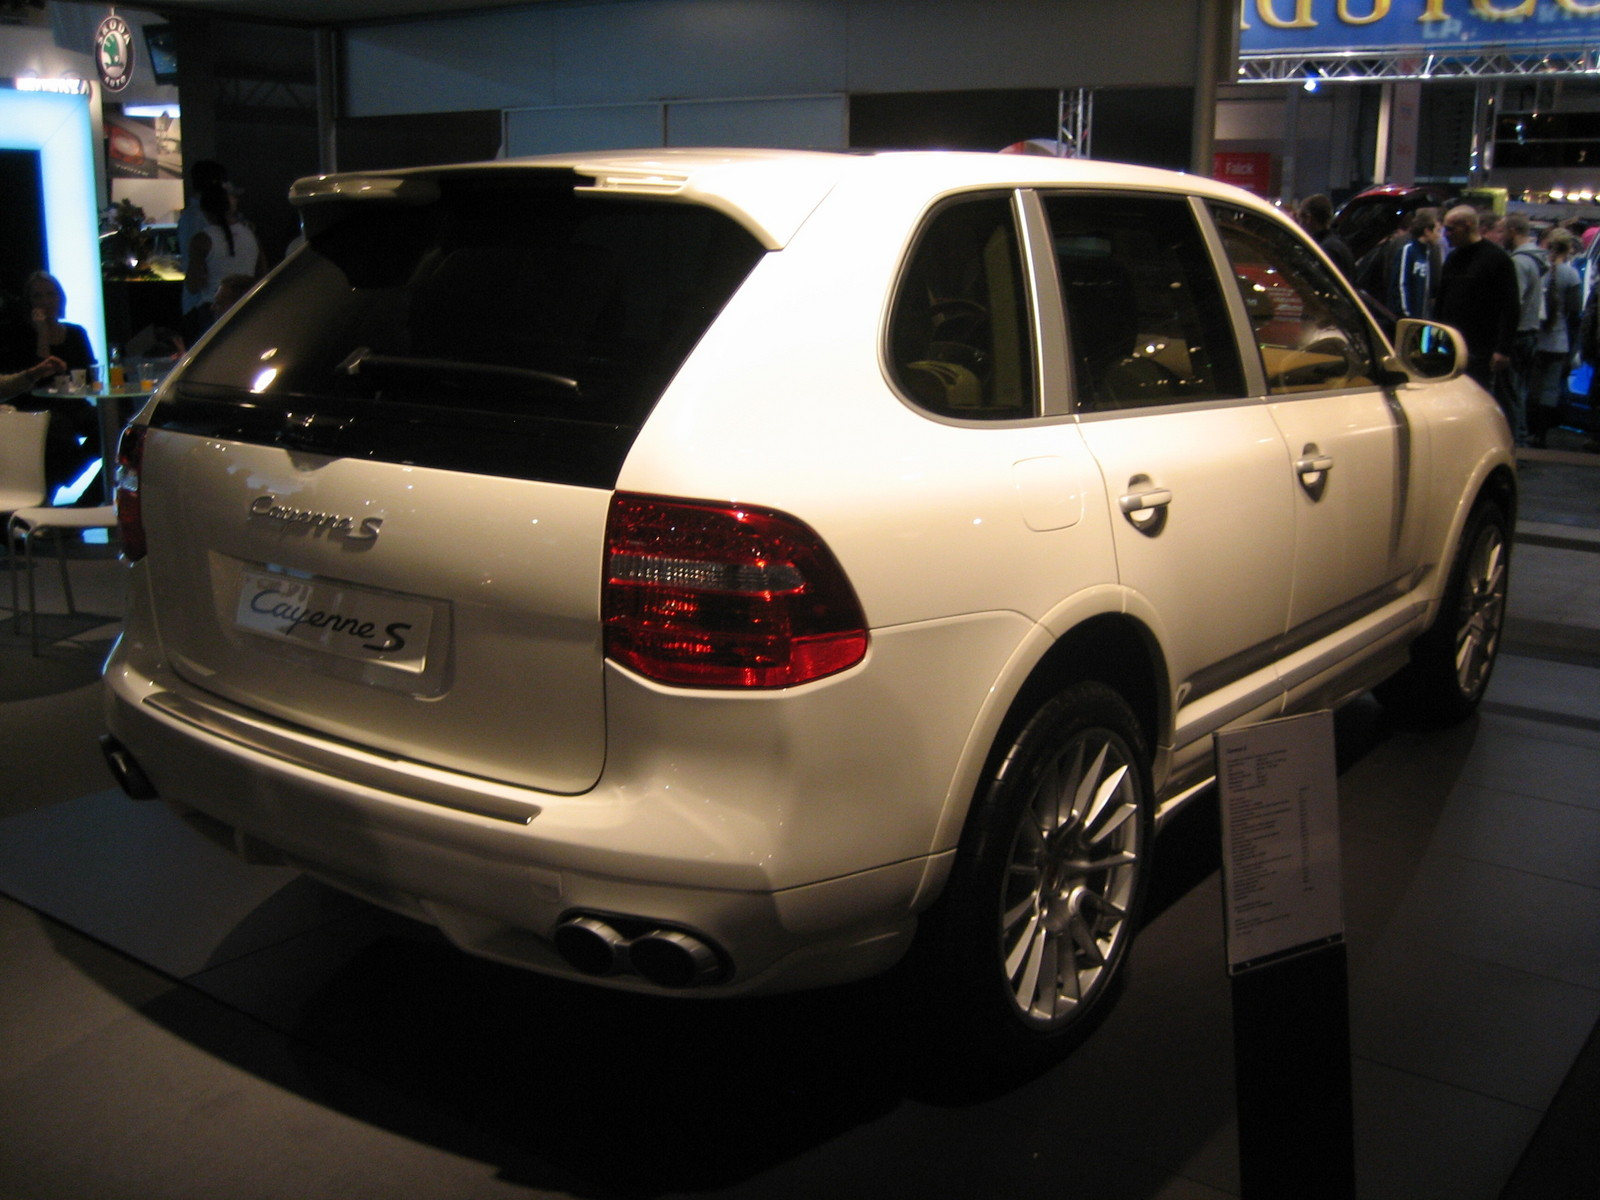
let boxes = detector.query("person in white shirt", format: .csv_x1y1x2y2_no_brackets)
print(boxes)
177,160,228,343
184,181,264,342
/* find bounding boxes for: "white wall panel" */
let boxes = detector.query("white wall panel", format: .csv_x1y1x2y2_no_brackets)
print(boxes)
666,96,847,149
504,104,664,156
346,12,558,115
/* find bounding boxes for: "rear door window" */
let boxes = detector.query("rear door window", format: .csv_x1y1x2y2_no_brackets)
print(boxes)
163,171,767,487
1041,192,1247,412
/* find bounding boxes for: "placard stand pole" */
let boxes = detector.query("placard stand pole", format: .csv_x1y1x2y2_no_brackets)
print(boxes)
1232,943,1356,1199
1215,711,1355,1200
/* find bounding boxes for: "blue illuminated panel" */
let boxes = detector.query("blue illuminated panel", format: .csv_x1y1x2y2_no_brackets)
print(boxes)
0,90,106,366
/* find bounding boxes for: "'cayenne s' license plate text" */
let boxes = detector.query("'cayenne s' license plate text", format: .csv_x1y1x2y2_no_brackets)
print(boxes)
235,569,433,671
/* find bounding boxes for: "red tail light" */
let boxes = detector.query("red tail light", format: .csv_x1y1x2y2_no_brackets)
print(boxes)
115,424,146,561
604,493,869,688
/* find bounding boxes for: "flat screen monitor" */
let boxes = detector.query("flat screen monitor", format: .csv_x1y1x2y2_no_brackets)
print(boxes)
144,24,178,86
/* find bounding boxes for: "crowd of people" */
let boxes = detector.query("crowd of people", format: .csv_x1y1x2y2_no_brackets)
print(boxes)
1299,192,1600,452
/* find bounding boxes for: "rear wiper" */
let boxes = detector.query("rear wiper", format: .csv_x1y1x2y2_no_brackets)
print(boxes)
338,348,581,397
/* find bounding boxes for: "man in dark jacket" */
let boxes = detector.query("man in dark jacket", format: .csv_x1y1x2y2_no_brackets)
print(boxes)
1388,207,1440,320
1436,205,1519,403
1297,194,1356,279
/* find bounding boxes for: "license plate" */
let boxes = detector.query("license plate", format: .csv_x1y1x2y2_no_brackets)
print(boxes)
234,568,435,673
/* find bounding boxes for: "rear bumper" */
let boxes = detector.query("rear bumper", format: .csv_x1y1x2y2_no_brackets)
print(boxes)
102,655,943,996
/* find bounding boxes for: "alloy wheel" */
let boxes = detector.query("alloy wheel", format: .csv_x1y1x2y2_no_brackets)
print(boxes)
1453,518,1507,701
999,731,1143,1026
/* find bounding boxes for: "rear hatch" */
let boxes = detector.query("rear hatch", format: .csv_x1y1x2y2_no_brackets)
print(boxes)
138,167,767,793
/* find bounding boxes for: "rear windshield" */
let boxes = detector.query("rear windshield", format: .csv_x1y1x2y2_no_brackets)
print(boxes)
162,172,766,487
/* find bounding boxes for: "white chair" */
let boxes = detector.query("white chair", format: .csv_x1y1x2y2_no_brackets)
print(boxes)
8,504,120,655
0,407,51,514
1,408,53,614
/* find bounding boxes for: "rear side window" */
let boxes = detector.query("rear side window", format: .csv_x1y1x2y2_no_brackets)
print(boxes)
164,172,766,487
1210,204,1380,395
888,194,1036,420
1042,192,1246,412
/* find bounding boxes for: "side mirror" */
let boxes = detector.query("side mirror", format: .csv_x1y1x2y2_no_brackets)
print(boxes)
1383,318,1467,384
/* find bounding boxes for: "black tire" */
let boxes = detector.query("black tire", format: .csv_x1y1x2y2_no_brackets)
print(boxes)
907,681,1153,1076
1380,498,1510,725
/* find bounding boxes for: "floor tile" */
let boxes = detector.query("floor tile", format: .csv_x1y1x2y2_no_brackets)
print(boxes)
1384,854,1600,990
0,790,364,979
187,901,450,1034
1351,1060,1543,1200
1433,784,1600,888
1450,714,1600,812
1506,544,1600,632
0,897,172,1082
1499,1017,1600,1199
0,681,114,816
1350,937,1600,1110
0,988,559,1200
1483,655,1600,733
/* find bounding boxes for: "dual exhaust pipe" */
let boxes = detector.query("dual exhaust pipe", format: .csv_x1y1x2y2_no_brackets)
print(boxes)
553,914,726,989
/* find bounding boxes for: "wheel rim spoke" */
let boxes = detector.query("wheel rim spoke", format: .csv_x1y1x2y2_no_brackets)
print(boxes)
1071,743,1110,825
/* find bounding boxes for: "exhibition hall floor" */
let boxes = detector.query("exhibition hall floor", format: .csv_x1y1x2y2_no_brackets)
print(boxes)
2,444,1597,1200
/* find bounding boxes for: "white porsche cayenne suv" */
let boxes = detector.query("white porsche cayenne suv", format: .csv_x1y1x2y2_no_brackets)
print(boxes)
102,149,1514,1067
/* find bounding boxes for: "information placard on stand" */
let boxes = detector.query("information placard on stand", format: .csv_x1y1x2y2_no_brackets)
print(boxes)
1217,709,1344,972
1216,710,1355,1200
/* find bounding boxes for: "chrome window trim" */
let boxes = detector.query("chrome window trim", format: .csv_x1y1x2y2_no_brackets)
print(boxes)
1016,189,1072,418
1192,194,1271,400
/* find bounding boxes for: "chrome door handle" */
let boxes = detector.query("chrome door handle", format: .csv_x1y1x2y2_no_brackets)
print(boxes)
1118,487,1173,515
1296,444,1333,497
1118,479,1172,534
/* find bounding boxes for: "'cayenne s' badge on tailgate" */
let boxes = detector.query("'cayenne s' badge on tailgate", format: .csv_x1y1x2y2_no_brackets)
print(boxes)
248,495,383,542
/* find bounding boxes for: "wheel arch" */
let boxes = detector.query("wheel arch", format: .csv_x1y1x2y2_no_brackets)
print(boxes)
1477,462,1518,528
995,613,1167,770
923,610,1169,881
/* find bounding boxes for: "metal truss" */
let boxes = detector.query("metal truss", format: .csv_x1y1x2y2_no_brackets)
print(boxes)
1237,49,1600,83
1058,88,1093,159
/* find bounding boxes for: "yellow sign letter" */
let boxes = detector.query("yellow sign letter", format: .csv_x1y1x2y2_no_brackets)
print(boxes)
1473,0,1537,17
1337,0,1390,23
1256,0,1318,29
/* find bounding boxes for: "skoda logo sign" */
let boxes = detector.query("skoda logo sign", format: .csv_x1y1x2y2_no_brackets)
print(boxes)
95,16,135,94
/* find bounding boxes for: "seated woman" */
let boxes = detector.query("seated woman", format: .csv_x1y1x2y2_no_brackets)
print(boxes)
12,271,94,371
0,272,97,496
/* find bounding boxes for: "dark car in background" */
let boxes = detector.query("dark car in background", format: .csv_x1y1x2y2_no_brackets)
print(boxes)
1333,184,1457,266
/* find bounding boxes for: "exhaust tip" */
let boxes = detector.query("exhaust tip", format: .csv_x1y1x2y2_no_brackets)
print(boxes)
629,928,723,988
552,915,626,976
100,735,158,800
